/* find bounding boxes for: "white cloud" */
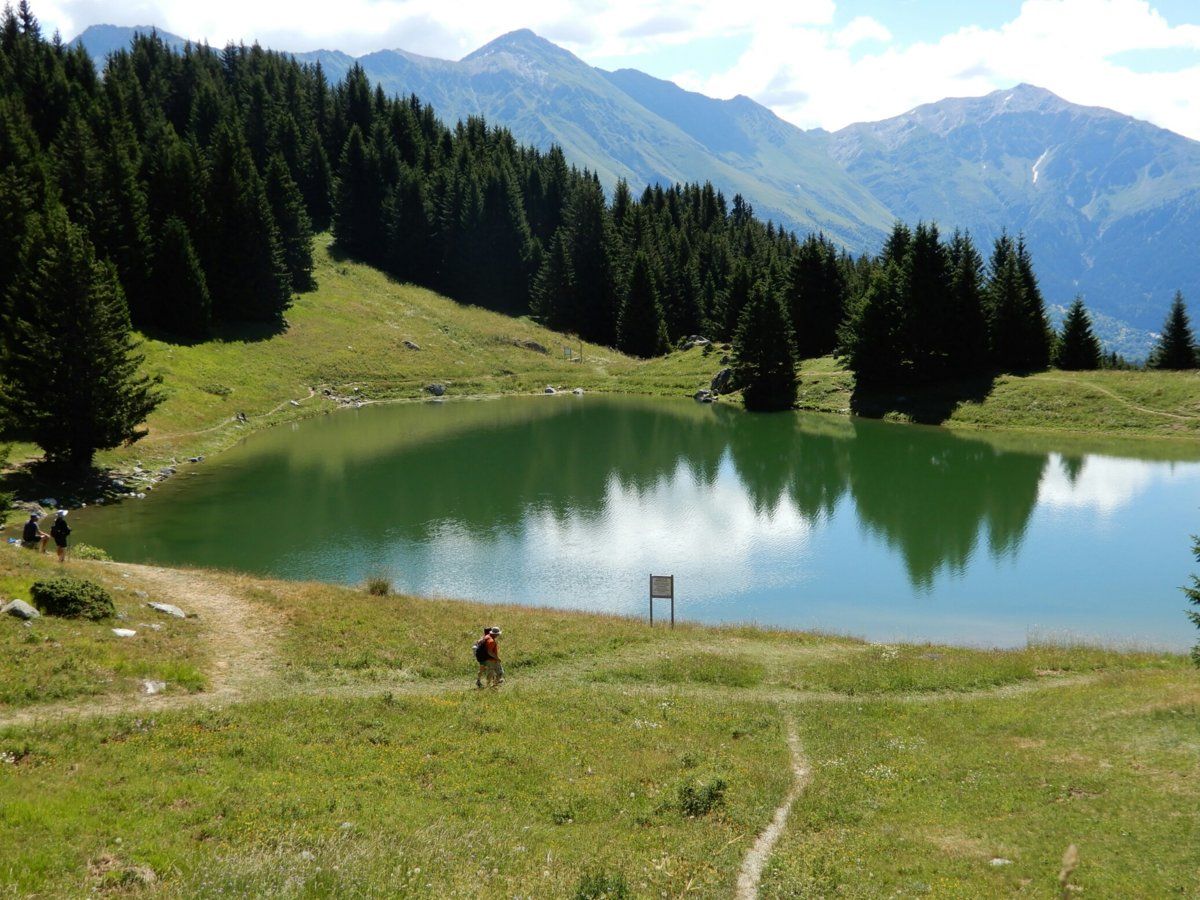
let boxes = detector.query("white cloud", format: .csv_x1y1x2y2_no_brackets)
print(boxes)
834,15,891,50
41,0,1200,138
689,0,1200,137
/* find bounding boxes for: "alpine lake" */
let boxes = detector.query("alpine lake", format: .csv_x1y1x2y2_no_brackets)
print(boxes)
74,394,1200,650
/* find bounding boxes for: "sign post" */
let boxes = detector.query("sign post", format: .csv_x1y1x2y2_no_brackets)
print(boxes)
649,574,675,628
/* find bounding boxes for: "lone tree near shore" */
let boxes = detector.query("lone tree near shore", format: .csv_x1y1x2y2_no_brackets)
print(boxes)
732,282,797,411
1055,296,1102,370
1,209,162,470
1149,291,1198,370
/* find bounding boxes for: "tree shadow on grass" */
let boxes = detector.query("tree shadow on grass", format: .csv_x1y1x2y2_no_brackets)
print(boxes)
849,374,998,426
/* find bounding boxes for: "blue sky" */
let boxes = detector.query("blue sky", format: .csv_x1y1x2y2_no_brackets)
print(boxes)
43,0,1200,138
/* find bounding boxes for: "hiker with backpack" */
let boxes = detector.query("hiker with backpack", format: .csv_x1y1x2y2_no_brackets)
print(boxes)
21,513,50,553
472,626,504,688
50,510,70,562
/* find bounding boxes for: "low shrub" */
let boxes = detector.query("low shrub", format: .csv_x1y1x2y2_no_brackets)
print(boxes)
30,576,115,621
677,776,727,817
365,577,391,597
73,543,112,561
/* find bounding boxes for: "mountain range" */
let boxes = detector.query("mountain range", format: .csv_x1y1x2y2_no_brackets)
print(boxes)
75,25,1200,358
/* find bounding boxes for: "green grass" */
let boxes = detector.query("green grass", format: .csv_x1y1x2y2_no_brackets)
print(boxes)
760,672,1200,898
0,557,1196,895
0,690,789,897
0,550,206,706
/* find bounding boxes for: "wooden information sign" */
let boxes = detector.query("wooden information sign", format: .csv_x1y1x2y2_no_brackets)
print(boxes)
649,575,675,628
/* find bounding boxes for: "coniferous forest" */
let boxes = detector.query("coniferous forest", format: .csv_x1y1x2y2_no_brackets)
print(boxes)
3,0,1196,452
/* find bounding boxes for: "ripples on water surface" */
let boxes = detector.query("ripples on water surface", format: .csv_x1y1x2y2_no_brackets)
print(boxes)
75,395,1200,649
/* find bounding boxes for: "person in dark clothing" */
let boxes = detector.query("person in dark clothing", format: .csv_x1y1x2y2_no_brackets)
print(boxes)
22,513,50,553
49,510,71,562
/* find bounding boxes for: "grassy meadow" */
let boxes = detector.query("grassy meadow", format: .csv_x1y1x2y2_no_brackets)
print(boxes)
0,546,1196,896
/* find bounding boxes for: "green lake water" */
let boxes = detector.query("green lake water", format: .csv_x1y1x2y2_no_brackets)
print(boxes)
69,395,1200,649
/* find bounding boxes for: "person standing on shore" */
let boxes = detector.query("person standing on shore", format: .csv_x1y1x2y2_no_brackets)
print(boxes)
49,510,71,562
483,627,504,687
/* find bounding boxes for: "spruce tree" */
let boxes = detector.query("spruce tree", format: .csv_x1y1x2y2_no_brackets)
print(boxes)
563,175,619,346
617,251,669,358
945,231,989,377
1,209,162,469
265,153,314,292
531,228,576,332
901,222,952,381
839,263,906,385
1150,291,1198,370
385,165,434,285
1055,296,1102,370
334,125,385,263
786,234,846,359
149,216,211,337
718,260,754,341
732,281,798,411
1014,237,1053,370
300,137,334,232
986,238,1029,372
203,124,291,323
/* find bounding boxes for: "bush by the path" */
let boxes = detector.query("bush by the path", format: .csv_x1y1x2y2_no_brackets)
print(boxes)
30,576,114,621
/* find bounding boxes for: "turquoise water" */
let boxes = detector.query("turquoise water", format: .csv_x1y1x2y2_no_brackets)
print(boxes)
72,395,1200,649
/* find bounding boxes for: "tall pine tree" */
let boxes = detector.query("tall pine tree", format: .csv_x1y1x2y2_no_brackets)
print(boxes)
1150,291,1198,370
1055,296,1102,370
617,250,669,358
732,281,798,411
1,208,162,469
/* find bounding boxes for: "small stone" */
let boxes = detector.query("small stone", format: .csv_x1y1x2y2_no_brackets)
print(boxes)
572,388,584,395
289,399,300,407
425,383,446,397
403,340,422,351
142,680,167,695
990,858,1012,867
147,602,187,619
2,600,39,620
544,386,557,394
111,628,137,638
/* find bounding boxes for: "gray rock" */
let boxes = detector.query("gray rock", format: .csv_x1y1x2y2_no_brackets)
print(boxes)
711,367,735,395
681,336,711,350
693,389,714,403
289,399,300,407
2,600,39,620
425,383,446,397
112,628,137,638
515,339,549,354
403,339,422,351
572,388,584,395
147,602,187,619
142,680,167,695
544,386,557,394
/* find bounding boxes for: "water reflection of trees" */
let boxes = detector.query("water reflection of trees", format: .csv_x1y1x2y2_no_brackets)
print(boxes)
95,397,1056,588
